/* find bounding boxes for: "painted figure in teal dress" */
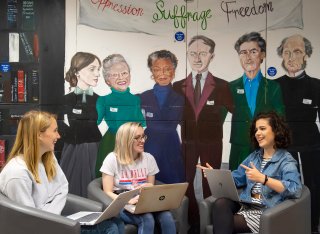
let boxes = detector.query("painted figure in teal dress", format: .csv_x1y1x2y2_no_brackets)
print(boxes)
140,50,185,184
95,54,146,177
229,32,285,171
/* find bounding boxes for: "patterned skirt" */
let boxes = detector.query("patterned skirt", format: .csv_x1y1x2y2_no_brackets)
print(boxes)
237,204,264,233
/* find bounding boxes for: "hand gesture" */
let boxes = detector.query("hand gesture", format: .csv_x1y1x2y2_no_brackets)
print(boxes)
240,162,264,183
196,162,213,178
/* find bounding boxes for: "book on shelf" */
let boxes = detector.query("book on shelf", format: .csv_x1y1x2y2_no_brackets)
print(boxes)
17,70,25,102
19,32,34,62
8,69,38,103
10,70,18,102
7,0,18,30
0,109,10,134
9,32,19,62
21,0,36,31
31,69,39,102
0,139,6,168
0,33,9,62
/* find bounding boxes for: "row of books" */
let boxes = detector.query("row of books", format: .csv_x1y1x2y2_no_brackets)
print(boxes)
0,69,39,103
0,31,39,63
0,0,36,31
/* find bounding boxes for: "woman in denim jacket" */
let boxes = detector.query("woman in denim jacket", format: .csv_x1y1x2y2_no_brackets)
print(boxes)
198,111,302,233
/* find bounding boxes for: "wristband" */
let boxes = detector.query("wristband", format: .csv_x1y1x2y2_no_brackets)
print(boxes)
263,174,268,185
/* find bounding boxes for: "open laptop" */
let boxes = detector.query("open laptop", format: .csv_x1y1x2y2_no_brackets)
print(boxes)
67,188,139,225
205,169,265,208
124,182,188,214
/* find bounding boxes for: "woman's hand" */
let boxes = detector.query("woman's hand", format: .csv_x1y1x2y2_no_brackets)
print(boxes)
240,162,264,183
128,195,140,205
138,182,153,189
196,162,213,178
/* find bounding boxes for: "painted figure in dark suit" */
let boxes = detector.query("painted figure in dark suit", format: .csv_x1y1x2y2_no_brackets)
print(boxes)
140,50,185,184
229,32,285,171
275,34,320,233
173,35,234,226
60,52,102,197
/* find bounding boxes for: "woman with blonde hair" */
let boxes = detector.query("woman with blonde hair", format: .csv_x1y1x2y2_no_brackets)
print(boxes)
100,122,176,234
0,110,124,234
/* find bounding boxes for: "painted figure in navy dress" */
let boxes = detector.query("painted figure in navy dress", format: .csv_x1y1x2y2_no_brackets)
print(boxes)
95,54,146,177
60,52,102,197
139,50,185,184
275,34,320,233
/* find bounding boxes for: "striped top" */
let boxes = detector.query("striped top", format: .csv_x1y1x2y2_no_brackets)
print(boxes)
238,158,271,233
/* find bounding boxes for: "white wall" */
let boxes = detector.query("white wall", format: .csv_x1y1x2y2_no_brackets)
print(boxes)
65,0,320,163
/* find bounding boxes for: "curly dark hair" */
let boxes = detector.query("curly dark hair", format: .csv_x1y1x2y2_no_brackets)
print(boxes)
250,111,291,149
147,50,178,71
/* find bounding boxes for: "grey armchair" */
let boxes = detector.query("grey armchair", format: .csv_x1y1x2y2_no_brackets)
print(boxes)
199,185,311,234
0,192,103,234
87,177,190,234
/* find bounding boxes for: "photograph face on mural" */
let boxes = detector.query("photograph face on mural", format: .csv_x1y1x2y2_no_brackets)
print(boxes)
187,39,214,73
282,35,307,75
151,58,175,86
106,62,131,91
239,41,265,78
77,58,100,89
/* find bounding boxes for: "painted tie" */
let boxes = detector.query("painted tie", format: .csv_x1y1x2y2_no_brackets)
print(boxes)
194,73,202,106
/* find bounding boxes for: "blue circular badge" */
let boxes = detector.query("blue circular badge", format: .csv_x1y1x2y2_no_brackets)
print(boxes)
175,31,185,42
267,67,277,77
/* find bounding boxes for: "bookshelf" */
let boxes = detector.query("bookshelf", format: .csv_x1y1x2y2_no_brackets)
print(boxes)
0,0,65,161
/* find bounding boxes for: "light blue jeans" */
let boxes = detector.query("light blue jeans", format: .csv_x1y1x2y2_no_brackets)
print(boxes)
120,209,176,234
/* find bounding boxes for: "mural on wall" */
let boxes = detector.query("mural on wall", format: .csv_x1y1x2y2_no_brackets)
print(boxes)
95,54,146,177
78,0,303,35
172,35,233,223
62,0,320,230
59,52,102,197
229,32,285,171
275,34,320,232
140,50,185,184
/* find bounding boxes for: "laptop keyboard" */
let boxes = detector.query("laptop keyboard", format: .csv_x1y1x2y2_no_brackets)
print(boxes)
75,212,101,223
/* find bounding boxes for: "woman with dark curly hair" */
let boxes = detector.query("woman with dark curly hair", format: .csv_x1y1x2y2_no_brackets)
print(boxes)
197,111,302,234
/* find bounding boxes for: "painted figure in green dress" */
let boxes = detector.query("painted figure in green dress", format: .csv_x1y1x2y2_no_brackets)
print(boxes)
95,54,146,177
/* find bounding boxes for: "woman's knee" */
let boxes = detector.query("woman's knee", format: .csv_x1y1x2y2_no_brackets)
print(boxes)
141,213,155,229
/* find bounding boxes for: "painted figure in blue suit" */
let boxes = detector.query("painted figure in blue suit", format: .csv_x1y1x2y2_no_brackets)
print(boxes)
140,50,185,184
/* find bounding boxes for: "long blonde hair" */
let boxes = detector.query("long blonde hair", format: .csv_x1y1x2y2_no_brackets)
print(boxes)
6,110,57,183
114,122,142,165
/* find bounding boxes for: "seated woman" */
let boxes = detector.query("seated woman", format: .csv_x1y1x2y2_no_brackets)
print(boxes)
100,122,176,234
197,111,302,234
0,110,124,234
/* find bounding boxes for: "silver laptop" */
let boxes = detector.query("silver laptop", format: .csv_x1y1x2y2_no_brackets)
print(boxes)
67,188,139,225
205,169,265,208
124,182,188,214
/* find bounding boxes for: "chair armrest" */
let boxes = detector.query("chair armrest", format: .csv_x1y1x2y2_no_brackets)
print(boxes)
87,177,114,209
62,193,103,216
199,196,216,234
171,196,190,234
260,186,311,234
0,194,80,234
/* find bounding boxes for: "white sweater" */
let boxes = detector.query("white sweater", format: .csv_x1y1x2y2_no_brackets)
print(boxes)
0,155,68,215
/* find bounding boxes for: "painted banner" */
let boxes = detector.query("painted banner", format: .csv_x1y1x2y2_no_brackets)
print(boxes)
79,0,303,35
